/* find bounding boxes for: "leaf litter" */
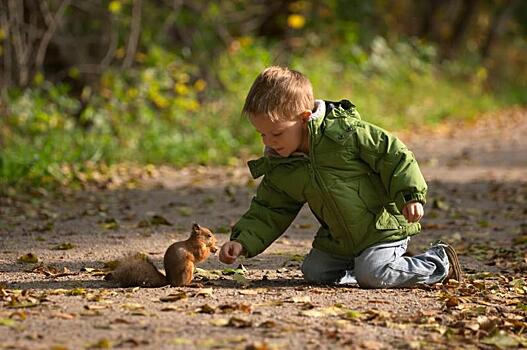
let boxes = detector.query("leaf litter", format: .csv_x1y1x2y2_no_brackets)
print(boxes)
1,111,527,349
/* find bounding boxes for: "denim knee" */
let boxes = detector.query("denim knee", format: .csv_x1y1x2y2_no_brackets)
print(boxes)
301,250,343,284
354,262,387,289
301,257,334,283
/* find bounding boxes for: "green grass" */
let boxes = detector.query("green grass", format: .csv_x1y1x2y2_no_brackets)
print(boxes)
0,39,524,193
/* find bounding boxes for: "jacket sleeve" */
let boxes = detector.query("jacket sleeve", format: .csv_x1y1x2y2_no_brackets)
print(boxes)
354,122,427,212
230,176,304,258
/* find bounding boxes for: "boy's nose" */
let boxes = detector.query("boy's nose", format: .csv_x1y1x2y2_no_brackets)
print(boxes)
262,136,274,148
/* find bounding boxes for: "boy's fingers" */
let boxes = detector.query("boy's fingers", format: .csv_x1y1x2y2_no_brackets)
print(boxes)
226,246,236,258
223,257,234,264
219,244,239,264
220,253,235,264
410,206,417,221
403,203,424,223
403,206,415,222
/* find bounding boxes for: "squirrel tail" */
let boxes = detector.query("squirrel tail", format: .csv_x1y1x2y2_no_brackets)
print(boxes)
105,252,168,288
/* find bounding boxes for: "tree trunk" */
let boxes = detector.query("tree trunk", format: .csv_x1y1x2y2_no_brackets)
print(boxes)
480,0,520,59
443,0,480,59
419,0,444,41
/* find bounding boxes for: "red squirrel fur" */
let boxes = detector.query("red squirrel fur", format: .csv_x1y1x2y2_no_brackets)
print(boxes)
105,223,217,287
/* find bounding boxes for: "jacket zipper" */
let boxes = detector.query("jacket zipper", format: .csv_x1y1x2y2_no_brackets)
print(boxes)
308,128,356,251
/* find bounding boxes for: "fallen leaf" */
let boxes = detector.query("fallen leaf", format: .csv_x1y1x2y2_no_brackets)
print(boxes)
246,342,271,350
17,253,38,264
194,268,218,280
160,292,188,302
192,288,213,298
7,299,39,309
342,310,363,320
289,295,311,303
210,318,229,327
196,304,216,314
481,331,524,349
217,303,252,314
150,214,172,226
237,289,260,295
84,305,110,311
0,318,17,328
50,312,77,320
360,340,385,350
160,306,179,312
67,288,86,296
226,316,252,328
171,338,193,345
258,320,277,328
137,214,173,227
101,218,119,230
8,311,27,320
288,254,304,262
513,235,527,244
222,265,247,275
233,272,250,286
89,338,112,349
121,303,144,311
53,243,75,250
50,346,69,350
178,207,192,217
115,338,148,348
301,306,342,318
111,318,135,325
445,296,461,308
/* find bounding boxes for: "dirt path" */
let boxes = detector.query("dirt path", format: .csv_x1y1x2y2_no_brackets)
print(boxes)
1,109,526,350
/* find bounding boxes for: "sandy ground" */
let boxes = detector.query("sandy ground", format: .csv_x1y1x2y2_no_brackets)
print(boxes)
1,108,526,350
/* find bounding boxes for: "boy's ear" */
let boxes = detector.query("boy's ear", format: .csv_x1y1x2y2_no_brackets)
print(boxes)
300,110,311,123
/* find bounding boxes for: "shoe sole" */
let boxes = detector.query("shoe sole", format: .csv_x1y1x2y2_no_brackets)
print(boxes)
442,244,462,282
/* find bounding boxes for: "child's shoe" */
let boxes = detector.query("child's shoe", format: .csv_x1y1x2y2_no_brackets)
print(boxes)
432,240,462,283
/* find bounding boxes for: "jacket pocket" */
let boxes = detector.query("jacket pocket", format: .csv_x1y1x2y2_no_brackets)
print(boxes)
375,208,401,230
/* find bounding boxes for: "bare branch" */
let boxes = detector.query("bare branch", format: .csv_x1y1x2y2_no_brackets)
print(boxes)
123,0,142,69
8,0,29,85
0,3,13,89
100,15,118,69
39,0,54,27
480,0,520,59
35,0,71,69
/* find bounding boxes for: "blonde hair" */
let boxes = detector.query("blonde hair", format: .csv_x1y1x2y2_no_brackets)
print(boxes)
242,66,314,122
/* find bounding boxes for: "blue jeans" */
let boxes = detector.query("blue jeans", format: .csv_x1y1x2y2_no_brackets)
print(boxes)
301,238,449,288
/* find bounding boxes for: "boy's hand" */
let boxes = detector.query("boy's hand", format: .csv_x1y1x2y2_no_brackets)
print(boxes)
219,241,244,264
402,202,424,223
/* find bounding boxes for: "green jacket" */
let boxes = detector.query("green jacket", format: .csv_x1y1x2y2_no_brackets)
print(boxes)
231,99,427,258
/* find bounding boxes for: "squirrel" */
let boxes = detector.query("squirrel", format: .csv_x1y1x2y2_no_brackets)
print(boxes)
105,223,218,287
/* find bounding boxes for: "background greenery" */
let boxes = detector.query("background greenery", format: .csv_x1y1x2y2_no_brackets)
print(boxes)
1,0,526,192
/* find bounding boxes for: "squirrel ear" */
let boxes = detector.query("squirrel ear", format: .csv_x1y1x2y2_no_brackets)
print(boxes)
192,223,201,232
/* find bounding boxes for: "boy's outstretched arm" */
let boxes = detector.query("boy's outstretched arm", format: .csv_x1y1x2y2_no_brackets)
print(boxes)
224,174,305,261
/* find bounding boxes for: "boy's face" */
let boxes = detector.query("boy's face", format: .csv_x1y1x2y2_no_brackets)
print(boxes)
249,112,310,157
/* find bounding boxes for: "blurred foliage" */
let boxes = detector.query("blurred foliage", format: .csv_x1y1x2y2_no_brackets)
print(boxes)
0,0,526,192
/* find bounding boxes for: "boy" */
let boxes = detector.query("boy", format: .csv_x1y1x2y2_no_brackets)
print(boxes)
219,66,461,288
